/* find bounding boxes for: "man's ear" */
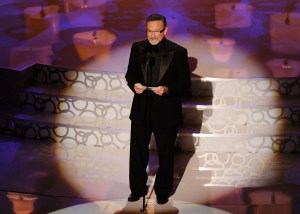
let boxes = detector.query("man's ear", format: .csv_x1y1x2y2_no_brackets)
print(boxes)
164,27,168,36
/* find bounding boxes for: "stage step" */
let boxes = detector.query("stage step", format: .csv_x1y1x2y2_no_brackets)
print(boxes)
30,64,131,92
0,64,299,153
21,84,300,125
30,64,300,96
21,84,132,119
1,105,299,152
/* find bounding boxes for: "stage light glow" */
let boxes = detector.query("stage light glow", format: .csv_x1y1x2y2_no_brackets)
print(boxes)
53,34,281,209
48,200,231,214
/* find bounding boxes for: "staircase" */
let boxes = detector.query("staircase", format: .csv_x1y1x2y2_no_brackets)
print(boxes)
0,64,299,152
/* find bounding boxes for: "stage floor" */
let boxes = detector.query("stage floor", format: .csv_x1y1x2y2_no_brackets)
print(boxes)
1,136,300,214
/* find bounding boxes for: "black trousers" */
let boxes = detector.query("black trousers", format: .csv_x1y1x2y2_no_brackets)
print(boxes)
129,103,178,198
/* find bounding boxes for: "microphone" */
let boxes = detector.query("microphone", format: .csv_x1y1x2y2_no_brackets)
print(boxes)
145,52,154,88
146,52,154,67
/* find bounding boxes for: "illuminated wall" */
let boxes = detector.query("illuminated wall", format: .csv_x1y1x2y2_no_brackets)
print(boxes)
0,0,299,77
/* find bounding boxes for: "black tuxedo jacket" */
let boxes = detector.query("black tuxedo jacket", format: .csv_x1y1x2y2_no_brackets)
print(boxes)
125,38,191,128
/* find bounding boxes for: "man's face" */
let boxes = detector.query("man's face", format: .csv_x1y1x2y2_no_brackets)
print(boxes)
146,20,167,45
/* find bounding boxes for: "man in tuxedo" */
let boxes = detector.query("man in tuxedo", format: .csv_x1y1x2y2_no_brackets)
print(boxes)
125,13,191,205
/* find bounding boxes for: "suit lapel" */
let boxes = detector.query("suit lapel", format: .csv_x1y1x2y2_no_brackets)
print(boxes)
159,50,174,82
139,40,174,84
139,45,147,83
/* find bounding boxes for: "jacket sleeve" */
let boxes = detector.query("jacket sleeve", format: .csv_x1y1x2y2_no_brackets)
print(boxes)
167,47,191,96
125,43,139,93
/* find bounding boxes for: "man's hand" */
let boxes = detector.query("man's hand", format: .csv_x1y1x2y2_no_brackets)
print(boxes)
152,86,168,96
134,83,146,94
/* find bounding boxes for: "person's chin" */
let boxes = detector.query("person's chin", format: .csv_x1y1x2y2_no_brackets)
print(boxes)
149,40,159,45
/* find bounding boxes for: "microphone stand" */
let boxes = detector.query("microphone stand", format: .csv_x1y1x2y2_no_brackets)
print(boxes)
140,52,153,212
